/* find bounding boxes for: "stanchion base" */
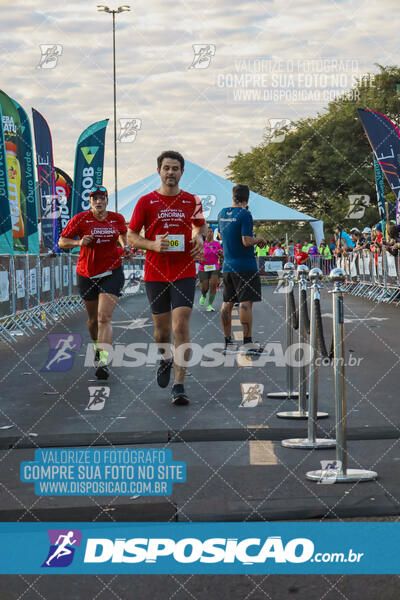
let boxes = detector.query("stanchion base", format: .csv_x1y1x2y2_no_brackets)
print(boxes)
281,438,336,449
267,392,301,399
276,411,329,420
305,469,377,482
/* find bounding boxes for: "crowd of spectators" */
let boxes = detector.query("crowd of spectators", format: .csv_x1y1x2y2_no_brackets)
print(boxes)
332,222,400,262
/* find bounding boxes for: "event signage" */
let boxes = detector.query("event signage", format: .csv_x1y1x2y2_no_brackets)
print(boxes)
358,108,400,225
72,119,108,216
32,108,58,252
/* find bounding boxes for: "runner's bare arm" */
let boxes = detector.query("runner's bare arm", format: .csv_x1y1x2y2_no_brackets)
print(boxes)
242,236,266,248
127,230,169,253
58,235,94,249
118,234,133,258
190,223,207,258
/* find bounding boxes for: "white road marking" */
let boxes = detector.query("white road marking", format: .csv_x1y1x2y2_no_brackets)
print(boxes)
321,314,388,324
113,318,152,330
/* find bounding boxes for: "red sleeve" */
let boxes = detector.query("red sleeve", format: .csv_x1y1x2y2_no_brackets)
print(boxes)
191,195,206,227
129,197,146,233
61,214,80,239
118,213,127,235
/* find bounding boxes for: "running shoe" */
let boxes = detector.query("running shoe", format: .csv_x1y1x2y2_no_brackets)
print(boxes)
223,340,239,355
95,362,109,380
244,342,265,357
171,383,189,406
199,295,206,306
94,348,100,364
206,304,215,312
157,358,173,388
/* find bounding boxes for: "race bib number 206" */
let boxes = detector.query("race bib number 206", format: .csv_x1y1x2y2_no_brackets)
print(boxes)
156,234,185,252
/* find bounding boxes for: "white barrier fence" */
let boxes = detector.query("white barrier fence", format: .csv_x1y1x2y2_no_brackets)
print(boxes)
0,254,145,343
337,248,400,304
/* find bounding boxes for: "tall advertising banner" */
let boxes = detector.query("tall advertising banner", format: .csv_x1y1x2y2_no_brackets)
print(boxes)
358,108,400,225
0,105,13,254
72,119,108,217
32,108,58,252
13,99,39,255
0,90,28,253
54,167,73,237
373,153,386,224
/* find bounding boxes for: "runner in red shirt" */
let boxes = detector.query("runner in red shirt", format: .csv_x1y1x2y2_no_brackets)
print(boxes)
128,151,206,405
59,185,132,380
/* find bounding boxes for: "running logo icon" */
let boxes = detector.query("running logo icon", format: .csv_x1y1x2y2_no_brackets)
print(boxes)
118,118,142,143
37,45,63,69
240,383,264,407
188,44,216,69
42,334,82,372
196,194,216,219
86,386,110,411
317,460,342,484
42,529,82,568
265,119,292,143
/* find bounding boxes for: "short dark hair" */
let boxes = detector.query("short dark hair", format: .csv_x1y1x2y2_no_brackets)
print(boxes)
387,222,399,239
157,150,184,170
232,184,249,204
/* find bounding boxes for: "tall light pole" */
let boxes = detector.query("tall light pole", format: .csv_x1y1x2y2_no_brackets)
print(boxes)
97,5,130,213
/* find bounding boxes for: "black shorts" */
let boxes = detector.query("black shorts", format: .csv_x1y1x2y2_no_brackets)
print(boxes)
145,277,196,314
222,271,262,303
198,269,220,282
77,266,125,301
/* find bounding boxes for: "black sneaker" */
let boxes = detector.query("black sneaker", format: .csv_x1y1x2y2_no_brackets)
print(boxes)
94,348,100,364
95,362,109,380
223,341,239,355
171,383,189,406
157,358,173,388
244,343,265,357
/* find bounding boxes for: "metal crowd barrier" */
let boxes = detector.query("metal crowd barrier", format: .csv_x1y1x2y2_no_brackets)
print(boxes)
259,254,333,277
0,254,146,343
339,247,400,304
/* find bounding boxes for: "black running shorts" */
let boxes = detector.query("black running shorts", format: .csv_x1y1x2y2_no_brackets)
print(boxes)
222,270,262,303
77,266,125,301
198,269,220,282
145,277,196,314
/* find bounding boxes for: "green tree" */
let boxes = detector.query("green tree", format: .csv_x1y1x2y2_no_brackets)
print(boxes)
226,65,400,231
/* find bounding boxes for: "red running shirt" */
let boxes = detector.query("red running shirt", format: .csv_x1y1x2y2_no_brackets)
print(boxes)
61,211,127,278
128,190,205,282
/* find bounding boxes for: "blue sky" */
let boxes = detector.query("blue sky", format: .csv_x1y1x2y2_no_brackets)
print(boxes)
0,0,398,193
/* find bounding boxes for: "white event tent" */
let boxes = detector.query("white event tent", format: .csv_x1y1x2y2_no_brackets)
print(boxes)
112,161,323,242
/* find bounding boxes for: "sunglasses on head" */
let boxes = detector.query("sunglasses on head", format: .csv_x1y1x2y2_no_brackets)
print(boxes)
90,185,108,194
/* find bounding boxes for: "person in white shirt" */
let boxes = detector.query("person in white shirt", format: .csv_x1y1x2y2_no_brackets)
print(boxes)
273,243,285,257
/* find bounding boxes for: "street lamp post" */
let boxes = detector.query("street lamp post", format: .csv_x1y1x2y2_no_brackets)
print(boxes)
97,5,130,213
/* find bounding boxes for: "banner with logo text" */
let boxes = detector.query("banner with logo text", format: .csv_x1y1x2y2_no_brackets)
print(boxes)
0,104,13,254
54,166,73,238
72,119,108,217
0,90,29,253
0,523,398,574
358,108,400,225
13,99,39,254
32,107,58,252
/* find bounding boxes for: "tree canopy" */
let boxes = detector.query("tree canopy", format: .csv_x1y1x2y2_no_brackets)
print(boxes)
226,65,400,233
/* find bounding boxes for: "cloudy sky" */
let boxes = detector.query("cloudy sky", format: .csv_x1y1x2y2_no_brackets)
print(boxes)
1,0,398,198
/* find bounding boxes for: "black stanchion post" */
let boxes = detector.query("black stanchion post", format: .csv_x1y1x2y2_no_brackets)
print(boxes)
281,268,333,447
277,264,310,419
306,268,377,483
268,262,299,400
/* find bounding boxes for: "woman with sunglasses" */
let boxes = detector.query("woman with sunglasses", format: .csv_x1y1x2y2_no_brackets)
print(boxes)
59,185,132,380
